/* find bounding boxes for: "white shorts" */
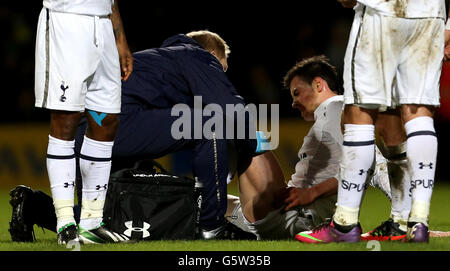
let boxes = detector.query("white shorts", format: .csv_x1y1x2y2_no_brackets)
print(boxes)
35,8,121,113
228,195,336,240
343,5,444,108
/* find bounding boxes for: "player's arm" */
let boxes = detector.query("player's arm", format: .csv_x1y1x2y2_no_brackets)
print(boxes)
284,178,338,211
338,0,357,8
111,0,133,81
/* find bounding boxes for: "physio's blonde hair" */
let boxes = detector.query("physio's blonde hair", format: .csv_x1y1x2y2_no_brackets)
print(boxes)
186,30,231,58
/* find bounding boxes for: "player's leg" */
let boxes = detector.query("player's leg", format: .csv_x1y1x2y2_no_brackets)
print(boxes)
77,112,119,237
76,114,133,244
34,9,79,245
335,106,378,228
226,195,316,240
395,15,443,242
75,15,131,244
228,151,315,240
378,111,410,232
332,5,398,236
401,105,437,242
237,151,286,223
47,110,82,244
362,110,409,241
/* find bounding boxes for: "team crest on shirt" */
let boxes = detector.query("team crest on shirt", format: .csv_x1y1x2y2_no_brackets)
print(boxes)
60,81,69,102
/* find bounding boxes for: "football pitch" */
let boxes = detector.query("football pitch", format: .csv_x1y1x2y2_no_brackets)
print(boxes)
0,183,450,252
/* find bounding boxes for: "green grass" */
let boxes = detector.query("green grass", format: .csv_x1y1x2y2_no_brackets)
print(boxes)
1,183,450,251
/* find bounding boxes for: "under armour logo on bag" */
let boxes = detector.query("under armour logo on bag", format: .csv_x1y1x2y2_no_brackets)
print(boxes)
95,184,108,190
60,81,69,102
63,182,75,188
124,221,151,238
418,162,433,169
358,169,374,176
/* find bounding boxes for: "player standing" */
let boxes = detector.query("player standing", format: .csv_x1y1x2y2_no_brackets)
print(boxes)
34,0,133,244
296,0,445,243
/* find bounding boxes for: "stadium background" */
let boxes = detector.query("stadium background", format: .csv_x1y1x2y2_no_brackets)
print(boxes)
1,2,450,189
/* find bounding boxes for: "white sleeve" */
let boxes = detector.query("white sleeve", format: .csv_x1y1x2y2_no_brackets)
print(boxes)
320,131,342,181
287,128,322,188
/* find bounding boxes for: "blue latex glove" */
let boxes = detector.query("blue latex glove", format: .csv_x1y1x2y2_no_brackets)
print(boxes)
255,131,271,154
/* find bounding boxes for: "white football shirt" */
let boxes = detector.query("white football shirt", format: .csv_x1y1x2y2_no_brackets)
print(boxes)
357,0,446,19
288,95,344,189
43,0,114,16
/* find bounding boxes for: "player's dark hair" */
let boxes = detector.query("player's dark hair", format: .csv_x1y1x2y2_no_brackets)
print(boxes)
283,55,340,94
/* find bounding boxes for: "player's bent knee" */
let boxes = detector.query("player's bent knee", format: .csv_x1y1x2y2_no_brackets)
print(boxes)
86,111,119,141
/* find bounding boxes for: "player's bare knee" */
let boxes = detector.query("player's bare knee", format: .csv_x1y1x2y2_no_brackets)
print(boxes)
376,110,406,145
49,111,82,140
376,124,406,146
343,105,377,124
401,104,435,123
100,114,119,132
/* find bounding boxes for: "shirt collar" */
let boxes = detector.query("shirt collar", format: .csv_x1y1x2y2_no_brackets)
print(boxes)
314,95,343,121
161,34,201,49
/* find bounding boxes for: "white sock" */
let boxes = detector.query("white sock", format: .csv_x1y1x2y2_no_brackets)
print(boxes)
384,142,410,232
405,117,437,225
79,136,114,230
335,124,375,226
46,135,76,232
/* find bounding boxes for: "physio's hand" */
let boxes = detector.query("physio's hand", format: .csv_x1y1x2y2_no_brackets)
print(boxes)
338,0,357,8
284,187,317,211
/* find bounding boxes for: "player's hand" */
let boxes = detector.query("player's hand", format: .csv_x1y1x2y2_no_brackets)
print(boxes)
338,0,357,8
444,29,450,61
111,0,133,81
284,187,317,211
116,41,133,81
